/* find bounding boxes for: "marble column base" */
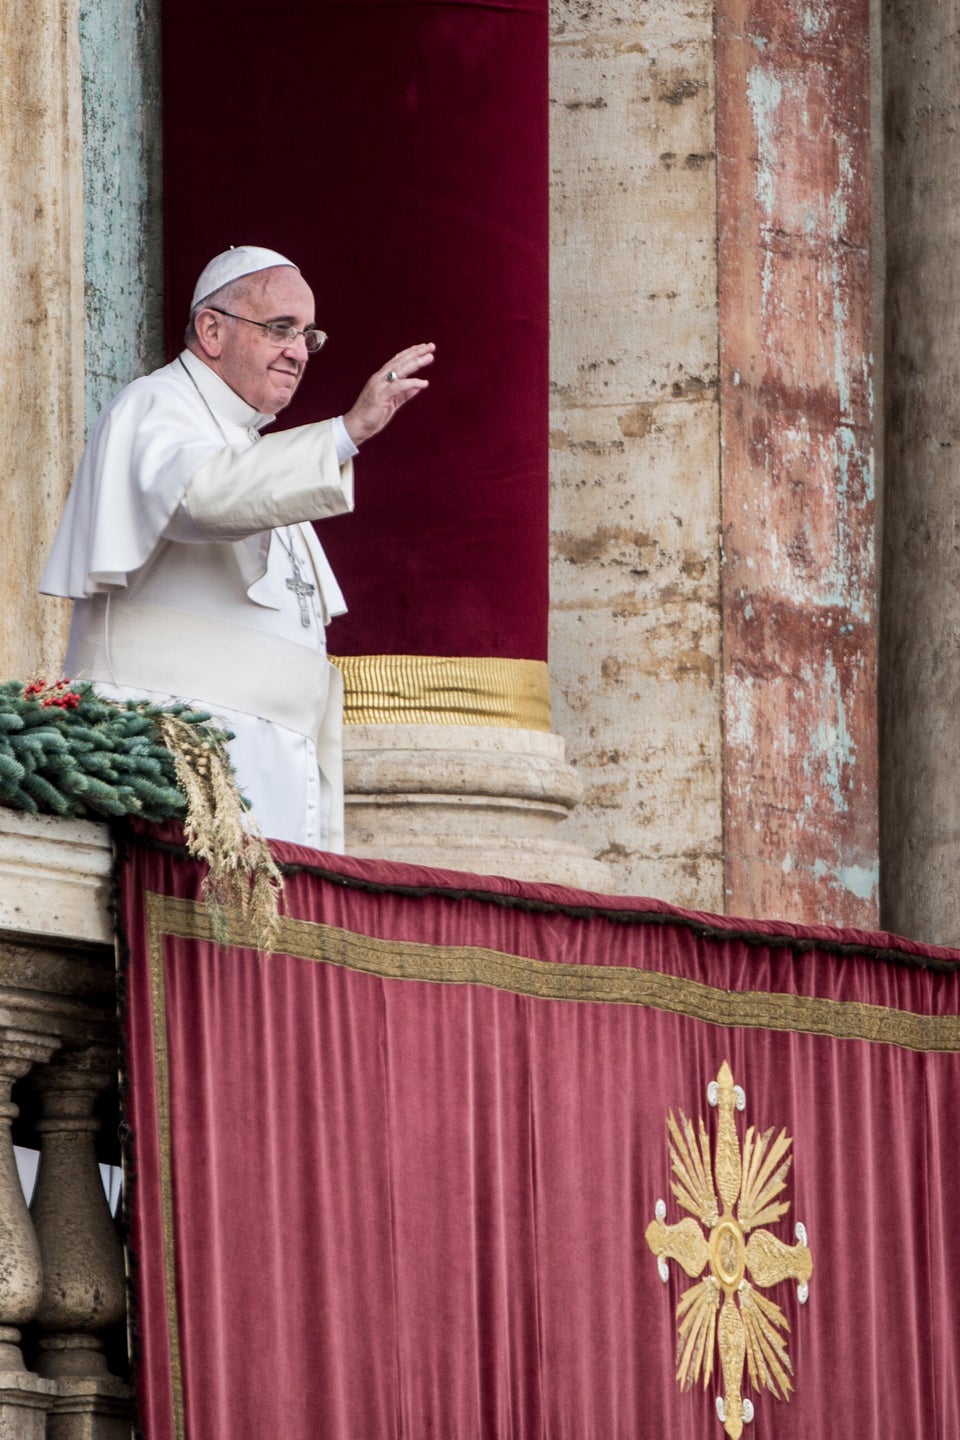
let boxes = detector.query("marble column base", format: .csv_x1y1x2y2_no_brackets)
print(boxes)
44,1375,132,1440
344,724,613,890
0,1371,57,1440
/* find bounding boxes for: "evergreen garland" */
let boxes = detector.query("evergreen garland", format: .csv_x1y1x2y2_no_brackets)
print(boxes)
1,678,283,950
0,679,234,824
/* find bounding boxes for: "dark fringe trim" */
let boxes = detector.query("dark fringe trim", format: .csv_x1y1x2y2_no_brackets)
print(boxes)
115,824,960,977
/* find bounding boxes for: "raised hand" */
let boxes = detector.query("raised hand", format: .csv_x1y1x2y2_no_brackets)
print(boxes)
343,342,436,445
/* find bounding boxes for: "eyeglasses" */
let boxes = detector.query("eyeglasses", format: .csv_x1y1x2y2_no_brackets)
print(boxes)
209,307,328,354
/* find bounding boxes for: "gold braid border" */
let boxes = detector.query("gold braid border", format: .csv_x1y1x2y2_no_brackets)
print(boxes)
143,890,960,1439
331,653,552,730
145,894,185,1440
149,892,960,1051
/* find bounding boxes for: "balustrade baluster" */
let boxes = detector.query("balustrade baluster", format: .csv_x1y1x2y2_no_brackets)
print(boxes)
0,814,132,1435
0,1026,59,1435
29,1045,126,1382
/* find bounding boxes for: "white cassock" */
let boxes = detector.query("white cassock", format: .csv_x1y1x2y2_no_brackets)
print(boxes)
40,349,356,850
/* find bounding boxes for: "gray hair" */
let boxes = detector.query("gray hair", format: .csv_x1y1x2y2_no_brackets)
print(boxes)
184,275,256,346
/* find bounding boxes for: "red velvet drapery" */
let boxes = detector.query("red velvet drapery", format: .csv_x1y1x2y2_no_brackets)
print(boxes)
118,834,960,1439
160,0,549,661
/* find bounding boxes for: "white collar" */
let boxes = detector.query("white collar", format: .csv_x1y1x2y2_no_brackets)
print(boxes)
177,349,275,432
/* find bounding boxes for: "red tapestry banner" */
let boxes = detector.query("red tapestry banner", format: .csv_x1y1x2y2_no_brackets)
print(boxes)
117,831,960,1440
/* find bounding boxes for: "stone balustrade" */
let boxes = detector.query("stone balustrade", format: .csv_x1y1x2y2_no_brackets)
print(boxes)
0,810,130,1439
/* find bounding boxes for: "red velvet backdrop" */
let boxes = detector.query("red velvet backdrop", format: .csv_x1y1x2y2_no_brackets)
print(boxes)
160,0,549,661
119,832,960,1440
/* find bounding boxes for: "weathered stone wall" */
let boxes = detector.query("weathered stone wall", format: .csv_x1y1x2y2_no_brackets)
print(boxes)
0,0,163,686
548,0,724,906
0,0,86,681
550,0,879,923
881,0,960,944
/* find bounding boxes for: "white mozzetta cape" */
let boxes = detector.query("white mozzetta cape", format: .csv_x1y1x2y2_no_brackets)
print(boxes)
41,352,355,850
42,350,351,610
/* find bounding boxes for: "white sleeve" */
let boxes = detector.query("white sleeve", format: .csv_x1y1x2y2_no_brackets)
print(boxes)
333,414,359,465
184,419,354,540
165,417,357,543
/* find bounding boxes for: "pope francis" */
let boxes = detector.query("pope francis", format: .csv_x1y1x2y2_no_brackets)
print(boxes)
41,245,434,850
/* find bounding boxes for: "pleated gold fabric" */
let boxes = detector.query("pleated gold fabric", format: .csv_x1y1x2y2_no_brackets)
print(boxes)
332,653,552,730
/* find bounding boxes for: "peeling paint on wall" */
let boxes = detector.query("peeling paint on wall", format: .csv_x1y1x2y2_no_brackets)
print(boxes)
717,0,878,925
79,0,164,431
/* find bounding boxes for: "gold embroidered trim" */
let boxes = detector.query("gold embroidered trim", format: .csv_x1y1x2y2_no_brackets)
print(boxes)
330,653,552,730
149,894,960,1053
645,1063,813,1439
144,892,185,1440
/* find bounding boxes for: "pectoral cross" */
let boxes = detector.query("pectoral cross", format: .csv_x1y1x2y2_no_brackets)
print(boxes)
286,551,316,628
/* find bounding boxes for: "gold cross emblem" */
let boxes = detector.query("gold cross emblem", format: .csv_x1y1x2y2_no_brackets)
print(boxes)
645,1061,813,1438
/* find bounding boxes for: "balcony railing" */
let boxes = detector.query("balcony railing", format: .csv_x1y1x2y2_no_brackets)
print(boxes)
0,808,131,1438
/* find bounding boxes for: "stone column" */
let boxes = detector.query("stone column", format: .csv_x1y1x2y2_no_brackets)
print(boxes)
0,1030,58,1369
0,0,87,681
30,1046,131,1440
548,0,724,907
78,0,164,429
716,0,878,926
30,1047,126,1382
881,0,960,944
343,722,604,886
0,1028,59,1437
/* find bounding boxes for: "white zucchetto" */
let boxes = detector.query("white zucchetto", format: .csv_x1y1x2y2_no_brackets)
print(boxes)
190,245,298,310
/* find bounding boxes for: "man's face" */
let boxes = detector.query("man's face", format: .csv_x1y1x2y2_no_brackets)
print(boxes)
206,267,317,415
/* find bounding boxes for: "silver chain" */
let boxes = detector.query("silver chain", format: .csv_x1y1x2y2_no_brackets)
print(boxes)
179,355,231,445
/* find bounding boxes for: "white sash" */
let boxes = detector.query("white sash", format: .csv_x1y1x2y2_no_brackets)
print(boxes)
68,599,333,739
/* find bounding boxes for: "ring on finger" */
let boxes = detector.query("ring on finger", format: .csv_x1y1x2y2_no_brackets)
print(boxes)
385,369,399,382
